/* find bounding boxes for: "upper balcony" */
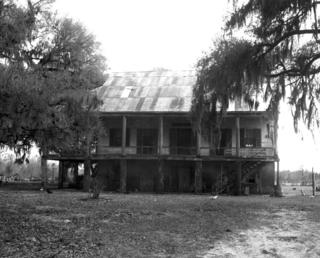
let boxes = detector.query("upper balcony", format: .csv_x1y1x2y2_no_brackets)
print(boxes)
95,145,275,160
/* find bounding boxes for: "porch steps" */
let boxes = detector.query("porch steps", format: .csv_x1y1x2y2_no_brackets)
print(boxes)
213,161,262,194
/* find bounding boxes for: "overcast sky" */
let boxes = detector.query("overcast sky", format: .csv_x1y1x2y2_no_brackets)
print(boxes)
52,0,320,172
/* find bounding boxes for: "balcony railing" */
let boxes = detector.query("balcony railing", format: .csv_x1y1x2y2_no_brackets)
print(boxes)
96,145,275,158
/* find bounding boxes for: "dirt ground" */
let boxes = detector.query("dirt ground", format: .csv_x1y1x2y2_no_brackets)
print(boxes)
203,185,320,258
203,208,320,258
0,184,320,258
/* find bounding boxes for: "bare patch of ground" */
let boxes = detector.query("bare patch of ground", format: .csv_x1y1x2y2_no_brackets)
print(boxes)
203,208,320,258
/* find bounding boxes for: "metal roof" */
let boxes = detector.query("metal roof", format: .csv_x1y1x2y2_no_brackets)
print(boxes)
95,71,195,113
95,70,268,114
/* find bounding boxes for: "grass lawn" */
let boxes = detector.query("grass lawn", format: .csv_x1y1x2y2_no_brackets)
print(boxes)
1,183,320,257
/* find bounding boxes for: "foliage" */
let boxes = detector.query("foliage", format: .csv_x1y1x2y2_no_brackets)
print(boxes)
0,0,107,161
0,156,42,179
90,173,108,199
192,0,320,144
280,169,320,184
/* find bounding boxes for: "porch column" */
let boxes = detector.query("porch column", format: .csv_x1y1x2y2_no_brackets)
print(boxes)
157,159,164,193
220,163,223,192
276,161,280,186
234,161,242,195
234,117,242,195
58,161,63,189
74,162,79,188
119,159,127,192
258,169,262,195
195,159,202,194
197,128,201,157
236,117,240,157
211,164,216,194
159,116,163,156
122,116,127,156
274,161,283,197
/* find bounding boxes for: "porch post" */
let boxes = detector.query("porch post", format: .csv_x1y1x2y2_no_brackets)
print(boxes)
119,159,127,192
211,163,216,194
157,159,164,193
220,163,223,192
274,161,283,197
236,117,240,157
58,161,63,189
234,161,242,195
74,162,79,188
258,169,262,195
234,117,242,195
195,159,202,194
122,116,127,156
159,116,163,156
276,161,280,186
197,127,201,157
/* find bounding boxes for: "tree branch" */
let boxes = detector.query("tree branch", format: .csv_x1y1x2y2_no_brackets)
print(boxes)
258,30,320,60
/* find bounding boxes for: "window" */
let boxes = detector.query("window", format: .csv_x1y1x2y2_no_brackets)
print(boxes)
137,129,158,154
110,128,130,147
170,128,197,155
240,129,261,148
245,173,256,184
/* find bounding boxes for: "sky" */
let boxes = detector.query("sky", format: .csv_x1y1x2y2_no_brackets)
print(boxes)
52,0,320,172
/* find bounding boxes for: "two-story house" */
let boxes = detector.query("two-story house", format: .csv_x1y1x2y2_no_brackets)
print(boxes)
51,70,278,194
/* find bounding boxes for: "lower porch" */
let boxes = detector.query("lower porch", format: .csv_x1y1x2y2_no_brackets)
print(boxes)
57,159,276,195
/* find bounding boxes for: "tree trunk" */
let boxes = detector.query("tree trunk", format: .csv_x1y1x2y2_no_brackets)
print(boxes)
58,161,63,188
74,162,79,188
41,146,47,190
195,160,202,194
157,159,164,194
83,134,92,192
83,158,91,192
234,161,242,195
119,159,127,192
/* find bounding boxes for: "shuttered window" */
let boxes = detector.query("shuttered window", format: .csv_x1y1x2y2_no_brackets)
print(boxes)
110,128,130,147
170,128,197,155
137,128,158,154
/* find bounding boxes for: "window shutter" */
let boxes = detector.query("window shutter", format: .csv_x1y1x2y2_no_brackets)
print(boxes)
137,129,142,154
240,129,245,148
254,129,261,147
110,128,115,146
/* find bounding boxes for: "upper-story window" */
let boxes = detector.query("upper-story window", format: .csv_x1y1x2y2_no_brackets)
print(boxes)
240,129,261,148
170,127,196,155
137,128,158,154
109,128,130,147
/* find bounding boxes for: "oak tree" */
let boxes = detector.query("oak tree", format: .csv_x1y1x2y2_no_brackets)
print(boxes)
191,0,320,194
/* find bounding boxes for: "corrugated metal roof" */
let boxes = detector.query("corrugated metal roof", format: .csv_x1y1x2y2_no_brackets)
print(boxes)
95,70,268,114
96,70,195,113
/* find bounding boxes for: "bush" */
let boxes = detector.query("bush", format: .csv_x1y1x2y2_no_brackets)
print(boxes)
91,174,108,199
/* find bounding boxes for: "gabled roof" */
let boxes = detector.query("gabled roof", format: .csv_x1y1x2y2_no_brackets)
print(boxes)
95,70,195,113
